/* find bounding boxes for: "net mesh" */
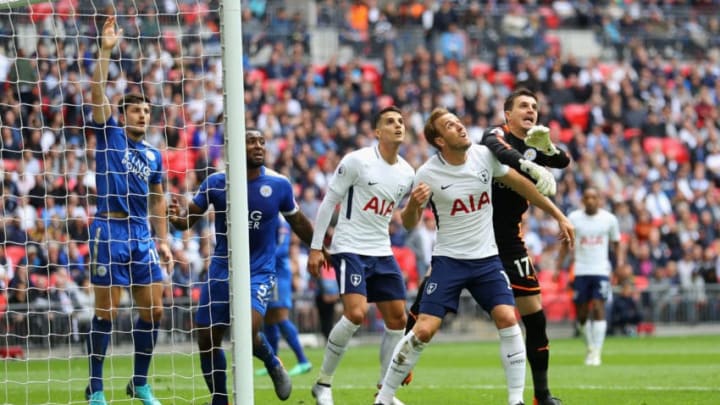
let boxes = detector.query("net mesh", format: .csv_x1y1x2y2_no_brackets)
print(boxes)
1,1,223,403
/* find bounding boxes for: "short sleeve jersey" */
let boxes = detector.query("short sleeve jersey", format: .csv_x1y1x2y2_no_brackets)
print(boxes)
568,208,621,276
416,144,509,260
328,146,415,256
93,117,163,221
247,167,299,274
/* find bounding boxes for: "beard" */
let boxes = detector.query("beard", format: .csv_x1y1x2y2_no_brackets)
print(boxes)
247,158,264,169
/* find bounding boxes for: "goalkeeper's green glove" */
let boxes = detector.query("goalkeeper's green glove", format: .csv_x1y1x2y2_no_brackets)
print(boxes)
524,125,559,155
519,158,556,197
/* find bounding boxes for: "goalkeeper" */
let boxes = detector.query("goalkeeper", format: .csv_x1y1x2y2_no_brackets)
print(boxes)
406,88,570,405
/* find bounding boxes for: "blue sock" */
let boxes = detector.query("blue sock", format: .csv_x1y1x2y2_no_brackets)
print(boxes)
87,316,112,393
200,349,228,405
264,323,280,354
253,333,280,370
132,318,158,387
278,319,309,364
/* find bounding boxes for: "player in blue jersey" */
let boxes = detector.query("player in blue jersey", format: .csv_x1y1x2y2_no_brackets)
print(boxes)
256,218,312,377
169,129,319,404
84,17,173,405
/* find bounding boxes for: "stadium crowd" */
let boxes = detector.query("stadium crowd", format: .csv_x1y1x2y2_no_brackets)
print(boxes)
1,0,720,347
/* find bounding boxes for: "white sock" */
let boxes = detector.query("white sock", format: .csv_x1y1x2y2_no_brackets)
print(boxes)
317,316,360,385
591,320,607,354
498,324,526,405
376,331,426,404
379,326,405,386
582,321,594,350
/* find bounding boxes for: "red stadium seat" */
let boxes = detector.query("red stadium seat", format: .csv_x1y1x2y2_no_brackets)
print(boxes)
663,138,690,164
563,103,591,131
246,68,267,85
559,128,574,143
538,6,560,29
5,245,26,269
624,128,641,140
470,61,494,79
378,95,394,109
494,71,516,89
642,136,664,154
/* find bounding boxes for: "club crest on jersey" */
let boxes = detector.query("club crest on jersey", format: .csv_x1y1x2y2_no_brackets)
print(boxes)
478,169,489,184
337,164,346,176
96,265,107,277
145,150,156,161
396,184,407,199
260,185,272,197
523,148,537,161
350,273,362,287
426,282,437,295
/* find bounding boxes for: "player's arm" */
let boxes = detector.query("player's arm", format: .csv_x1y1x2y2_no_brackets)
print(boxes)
149,183,173,270
168,197,206,230
307,189,342,278
285,210,315,248
481,128,526,172
482,128,557,196
555,237,572,281
91,16,121,124
497,169,574,248
400,182,431,230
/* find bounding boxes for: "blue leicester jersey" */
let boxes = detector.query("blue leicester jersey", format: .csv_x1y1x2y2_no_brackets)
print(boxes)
192,172,228,261
93,117,163,220
249,167,298,274
275,218,292,279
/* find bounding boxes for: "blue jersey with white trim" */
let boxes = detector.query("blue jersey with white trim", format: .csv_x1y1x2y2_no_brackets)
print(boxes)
93,117,163,221
192,172,228,260
249,167,298,274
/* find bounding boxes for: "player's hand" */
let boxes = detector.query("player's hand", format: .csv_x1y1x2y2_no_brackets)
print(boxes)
157,241,174,275
557,216,575,249
524,125,559,155
307,248,326,278
408,182,431,210
519,159,556,196
100,16,123,52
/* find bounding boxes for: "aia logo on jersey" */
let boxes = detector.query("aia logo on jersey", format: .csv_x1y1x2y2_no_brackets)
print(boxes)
450,192,490,216
363,197,395,216
580,235,604,246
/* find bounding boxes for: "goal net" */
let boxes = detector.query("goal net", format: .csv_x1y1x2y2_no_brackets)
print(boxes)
1,1,225,403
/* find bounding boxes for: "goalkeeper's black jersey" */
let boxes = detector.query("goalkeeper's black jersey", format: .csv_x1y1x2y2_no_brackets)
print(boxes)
480,125,571,259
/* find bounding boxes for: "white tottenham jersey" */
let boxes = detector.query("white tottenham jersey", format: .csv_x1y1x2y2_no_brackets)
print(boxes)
416,144,509,260
329,146,415,256
567,208,620,276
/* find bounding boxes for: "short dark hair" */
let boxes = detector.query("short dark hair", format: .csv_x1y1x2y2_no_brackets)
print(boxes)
118,93,150,116
373,105,403,129
423,107,450,149
246,127,262,138
503,87,537,113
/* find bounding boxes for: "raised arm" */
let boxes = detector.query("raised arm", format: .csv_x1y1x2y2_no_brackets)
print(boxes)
91,16,122,124
497,169,574,248
482,128,557,196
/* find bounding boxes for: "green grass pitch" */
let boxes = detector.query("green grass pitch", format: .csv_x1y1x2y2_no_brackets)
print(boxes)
3,334,719,404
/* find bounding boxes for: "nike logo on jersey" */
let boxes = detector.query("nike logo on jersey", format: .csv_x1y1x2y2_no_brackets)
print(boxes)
507,351,523,358
440,184,453,190
368,181,379,186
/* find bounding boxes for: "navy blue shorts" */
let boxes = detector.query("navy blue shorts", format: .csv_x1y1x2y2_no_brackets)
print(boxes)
572,275,611,304
419,255,515,318
88,218,164,286
331,253,406,303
